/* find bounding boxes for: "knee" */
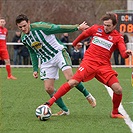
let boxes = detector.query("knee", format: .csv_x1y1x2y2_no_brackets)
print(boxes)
111,83,122,94
68,79,79,88
44,85,54,94
4,59,10,65
114,87,122,94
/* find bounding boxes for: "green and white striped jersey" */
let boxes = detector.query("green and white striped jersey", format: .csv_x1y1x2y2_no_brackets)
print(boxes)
21,22,79,72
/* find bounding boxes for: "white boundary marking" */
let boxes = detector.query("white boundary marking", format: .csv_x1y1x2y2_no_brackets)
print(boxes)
104,85,133,133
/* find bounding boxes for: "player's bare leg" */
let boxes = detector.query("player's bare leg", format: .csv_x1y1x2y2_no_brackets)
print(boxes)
44,79,69,116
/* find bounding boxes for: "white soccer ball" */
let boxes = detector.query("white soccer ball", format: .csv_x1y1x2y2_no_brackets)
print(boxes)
35,104,52,121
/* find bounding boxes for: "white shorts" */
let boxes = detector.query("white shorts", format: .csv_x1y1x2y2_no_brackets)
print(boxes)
40,49,72,80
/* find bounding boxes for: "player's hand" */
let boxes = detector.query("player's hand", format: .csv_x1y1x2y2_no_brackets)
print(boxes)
125,49,133,55
78,21,89,31
33,71,38,79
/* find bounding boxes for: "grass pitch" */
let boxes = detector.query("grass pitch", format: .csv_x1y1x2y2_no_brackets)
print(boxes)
0,67,133,133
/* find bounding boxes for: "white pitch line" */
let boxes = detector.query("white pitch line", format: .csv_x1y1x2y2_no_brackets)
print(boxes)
104,85,133,133
124,102,133,104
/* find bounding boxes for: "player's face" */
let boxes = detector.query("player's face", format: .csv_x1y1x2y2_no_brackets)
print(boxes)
17,20,30,34
103,19,116,33
0,19,6,27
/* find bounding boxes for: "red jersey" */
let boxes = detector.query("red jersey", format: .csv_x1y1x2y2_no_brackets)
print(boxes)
73,24,129,65
0,26,8,50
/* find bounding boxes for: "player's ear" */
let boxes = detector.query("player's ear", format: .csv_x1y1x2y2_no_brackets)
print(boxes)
28,20,30,24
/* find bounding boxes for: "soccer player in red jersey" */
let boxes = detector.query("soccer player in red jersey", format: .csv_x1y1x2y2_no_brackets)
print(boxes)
44,12,133,119
0,17,17,79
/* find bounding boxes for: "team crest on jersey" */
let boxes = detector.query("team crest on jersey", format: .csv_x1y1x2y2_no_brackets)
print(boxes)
31,41,42,49
97,28,103,33
108,35,113,40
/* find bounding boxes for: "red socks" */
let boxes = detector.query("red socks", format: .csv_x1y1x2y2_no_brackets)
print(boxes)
112,93,122,114
48,82,71,106
6,65,11,77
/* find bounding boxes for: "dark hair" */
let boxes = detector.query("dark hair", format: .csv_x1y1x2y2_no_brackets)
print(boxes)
0,17,5,20
101,12,118,26
16,14,29,25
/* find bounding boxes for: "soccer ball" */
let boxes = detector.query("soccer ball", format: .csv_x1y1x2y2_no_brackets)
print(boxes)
35,104,52,121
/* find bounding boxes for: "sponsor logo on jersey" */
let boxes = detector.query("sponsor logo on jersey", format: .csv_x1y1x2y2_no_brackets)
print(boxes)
62,62,65,65
0,34,6,40
31,41,42,49
97,28,103,33
92,36,113,50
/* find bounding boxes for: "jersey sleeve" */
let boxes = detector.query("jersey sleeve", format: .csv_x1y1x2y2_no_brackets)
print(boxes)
31,22,78,35
117,36,129,58
73,25,95,46
25,44,38,72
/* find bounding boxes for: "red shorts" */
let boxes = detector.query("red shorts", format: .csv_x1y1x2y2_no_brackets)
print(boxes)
72,60,118,86
0,49,9,60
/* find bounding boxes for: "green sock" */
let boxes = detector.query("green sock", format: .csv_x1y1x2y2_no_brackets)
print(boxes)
49,89,68,112
75,82,89,97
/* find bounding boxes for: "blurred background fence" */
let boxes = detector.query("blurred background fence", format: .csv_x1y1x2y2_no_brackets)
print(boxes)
0,42,133,68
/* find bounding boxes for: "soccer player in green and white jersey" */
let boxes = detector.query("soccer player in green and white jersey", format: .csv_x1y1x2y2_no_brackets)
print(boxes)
16,14,96,116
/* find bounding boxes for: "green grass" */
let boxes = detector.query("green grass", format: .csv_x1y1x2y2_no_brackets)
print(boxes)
0,67,133,133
